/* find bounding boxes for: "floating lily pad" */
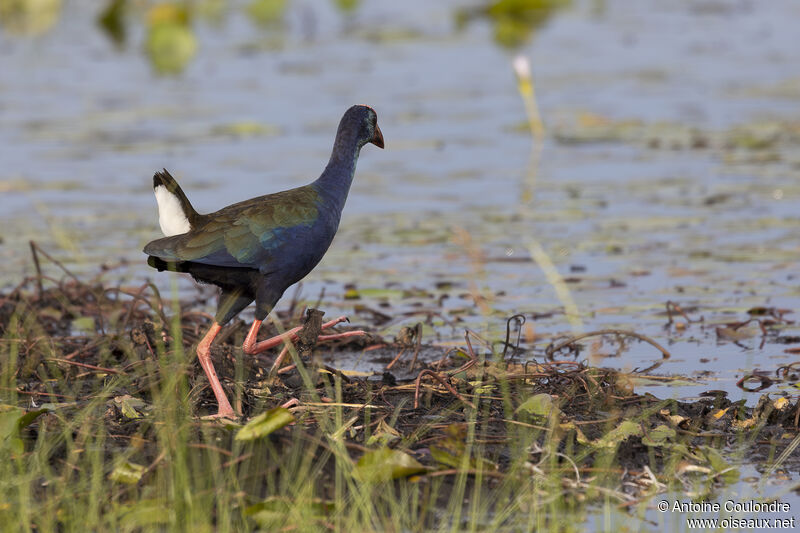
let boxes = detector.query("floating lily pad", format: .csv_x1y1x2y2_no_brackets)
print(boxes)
210,122,279,138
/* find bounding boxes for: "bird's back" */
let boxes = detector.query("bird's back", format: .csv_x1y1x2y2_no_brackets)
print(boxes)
144,183,338,277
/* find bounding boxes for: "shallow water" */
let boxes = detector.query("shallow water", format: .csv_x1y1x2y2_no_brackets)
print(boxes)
2,0,800,522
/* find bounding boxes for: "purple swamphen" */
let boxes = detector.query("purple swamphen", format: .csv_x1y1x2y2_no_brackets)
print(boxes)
143,105,384,418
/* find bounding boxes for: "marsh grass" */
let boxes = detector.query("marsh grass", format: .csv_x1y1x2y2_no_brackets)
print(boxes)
0,273,796,532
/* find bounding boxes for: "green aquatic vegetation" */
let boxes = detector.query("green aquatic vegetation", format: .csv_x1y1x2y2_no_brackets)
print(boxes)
728,122,783,150
343,287,406,300
2,0,298,72
247,0,287,26
333,0,360,14
0,178,84,192
732,78,800,100
0,0,61,35
144,4,197,75
455,0,572,50
97,0,127,47
210,121,280,139
552,112,800,153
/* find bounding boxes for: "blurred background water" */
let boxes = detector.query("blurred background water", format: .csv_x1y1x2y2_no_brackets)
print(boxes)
2,0,800,404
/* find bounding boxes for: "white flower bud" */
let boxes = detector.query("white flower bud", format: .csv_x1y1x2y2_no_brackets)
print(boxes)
513,55,531,80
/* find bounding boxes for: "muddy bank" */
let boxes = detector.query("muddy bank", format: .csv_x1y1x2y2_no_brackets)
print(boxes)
2,272,800,530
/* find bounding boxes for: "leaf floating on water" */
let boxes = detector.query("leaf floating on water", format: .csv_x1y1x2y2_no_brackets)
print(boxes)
235,407,294,441
632,377,696,388
333,0,361,13
211,122,279,138
145,4,197,75
247,0,287,25
0,179,31,193
729,122,781,150
455,0,572,50
97,0,127,48
354,447,426,483
110,461,147,484
343,288,360,300
715,326,758,342
0,0,61,36
147,2,188,25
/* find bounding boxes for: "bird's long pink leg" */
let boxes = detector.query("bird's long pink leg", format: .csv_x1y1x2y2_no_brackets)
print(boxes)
242,316,366,355
196,322,236,418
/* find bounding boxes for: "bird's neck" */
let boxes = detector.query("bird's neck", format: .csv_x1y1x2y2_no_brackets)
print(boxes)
314,135,362,209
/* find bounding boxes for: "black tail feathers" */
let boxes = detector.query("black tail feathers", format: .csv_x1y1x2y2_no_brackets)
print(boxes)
152,168,200,222
153,168,179,190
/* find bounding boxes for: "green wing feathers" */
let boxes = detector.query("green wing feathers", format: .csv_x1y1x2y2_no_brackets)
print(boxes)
144,187,320,268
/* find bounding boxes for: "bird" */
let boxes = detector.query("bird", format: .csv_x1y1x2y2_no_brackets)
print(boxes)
143,105,384,418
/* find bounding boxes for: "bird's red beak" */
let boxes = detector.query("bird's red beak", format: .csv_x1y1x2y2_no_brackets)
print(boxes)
371,124,384,149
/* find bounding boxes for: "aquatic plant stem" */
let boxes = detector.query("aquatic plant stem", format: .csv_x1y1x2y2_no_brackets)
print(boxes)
526,240,583,335
513,54,544,204
514,55,584,335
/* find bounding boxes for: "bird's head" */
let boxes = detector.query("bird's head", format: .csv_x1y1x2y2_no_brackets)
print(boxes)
342,104,384,149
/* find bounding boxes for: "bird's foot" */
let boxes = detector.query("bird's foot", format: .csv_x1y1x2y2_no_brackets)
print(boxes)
267,324,367,374
243,315,366,355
